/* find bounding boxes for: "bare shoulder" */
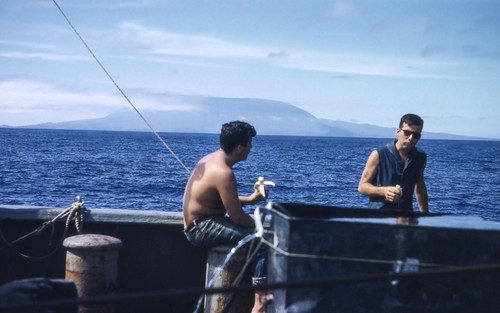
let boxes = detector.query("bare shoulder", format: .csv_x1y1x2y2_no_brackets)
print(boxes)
194,151,233,182
367,149,379,164
361,149,379,181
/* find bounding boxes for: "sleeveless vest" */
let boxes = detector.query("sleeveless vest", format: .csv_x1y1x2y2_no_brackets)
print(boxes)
368,141,426,211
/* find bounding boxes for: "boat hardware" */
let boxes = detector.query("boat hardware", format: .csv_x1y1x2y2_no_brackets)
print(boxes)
0,196,86,259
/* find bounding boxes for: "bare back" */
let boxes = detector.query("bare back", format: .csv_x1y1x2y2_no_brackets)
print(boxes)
183,150,235,228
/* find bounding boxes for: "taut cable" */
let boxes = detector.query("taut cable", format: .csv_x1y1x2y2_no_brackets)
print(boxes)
50,0,191,174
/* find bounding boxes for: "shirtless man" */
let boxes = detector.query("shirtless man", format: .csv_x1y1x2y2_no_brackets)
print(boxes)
358,113,429,212
183,121,268,313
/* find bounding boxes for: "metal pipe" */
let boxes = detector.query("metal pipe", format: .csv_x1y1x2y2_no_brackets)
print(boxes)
63,234,122,313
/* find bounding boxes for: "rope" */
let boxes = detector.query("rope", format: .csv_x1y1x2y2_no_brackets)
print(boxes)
219,239,264,313
193,208,267,313
259,236,455,269
1,262,499,313
257,204,461,270
50,0,191,174
193,232,261,313
0,197,85,259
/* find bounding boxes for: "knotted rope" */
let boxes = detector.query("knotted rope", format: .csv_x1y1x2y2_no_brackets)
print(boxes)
0,196,86,259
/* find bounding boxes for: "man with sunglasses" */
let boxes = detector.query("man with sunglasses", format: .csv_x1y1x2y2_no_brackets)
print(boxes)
358,113,429,212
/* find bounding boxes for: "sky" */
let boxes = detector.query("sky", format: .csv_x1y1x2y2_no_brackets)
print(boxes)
1,0,500,139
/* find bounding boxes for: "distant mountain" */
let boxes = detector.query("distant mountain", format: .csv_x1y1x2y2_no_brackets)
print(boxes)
17,96,487,140
317,119,478,140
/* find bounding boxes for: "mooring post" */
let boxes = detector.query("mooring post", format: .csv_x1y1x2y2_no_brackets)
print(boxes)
205,246,253,313
63,234,122,313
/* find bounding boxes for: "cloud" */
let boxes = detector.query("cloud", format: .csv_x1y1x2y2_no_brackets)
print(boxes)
267,51,288,59
0,80,123,120
0,79,205,126
0,51,84,61
0,39,64,52
128,93,203,112
330,74,352,80
270,50,451,79
0,36,86,62
114,22,269,59
0,80,117,110
108,22,457,79
114,54,235,69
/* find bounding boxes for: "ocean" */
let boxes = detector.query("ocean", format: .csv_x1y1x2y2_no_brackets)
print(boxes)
1,128,499,222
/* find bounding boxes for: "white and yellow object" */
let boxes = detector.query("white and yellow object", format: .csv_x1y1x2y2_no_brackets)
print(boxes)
254,176,276,198
395,185,403,197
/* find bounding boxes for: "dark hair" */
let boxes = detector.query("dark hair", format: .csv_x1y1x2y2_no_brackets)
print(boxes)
220,121,256,153
399,113,424,128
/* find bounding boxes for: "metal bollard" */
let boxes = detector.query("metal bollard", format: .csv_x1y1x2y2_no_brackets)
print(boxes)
63,234,122,313
205,246,253,313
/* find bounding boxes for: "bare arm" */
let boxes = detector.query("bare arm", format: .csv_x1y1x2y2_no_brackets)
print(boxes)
358,150,400,202
239,190,264,206
415,158,429,213
218,170,256,227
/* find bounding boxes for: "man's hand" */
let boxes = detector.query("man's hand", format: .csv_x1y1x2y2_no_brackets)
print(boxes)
239,189,266,206
253,177,275,198
385,185,402,202
250,189,266,204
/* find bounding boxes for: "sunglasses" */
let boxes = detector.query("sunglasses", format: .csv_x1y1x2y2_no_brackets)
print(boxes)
400,129,421,139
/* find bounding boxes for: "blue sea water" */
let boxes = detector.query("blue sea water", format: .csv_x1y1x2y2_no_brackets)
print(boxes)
1,128,499,222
